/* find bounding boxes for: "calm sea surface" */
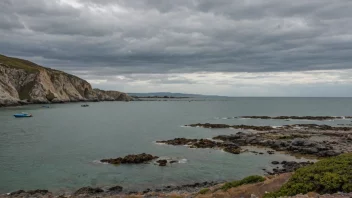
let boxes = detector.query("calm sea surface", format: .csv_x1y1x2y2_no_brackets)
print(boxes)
1,98,352,193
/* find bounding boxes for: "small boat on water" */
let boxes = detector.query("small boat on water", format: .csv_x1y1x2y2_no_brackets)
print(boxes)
14,112,32,118
42,105,50,108
81,104,89,107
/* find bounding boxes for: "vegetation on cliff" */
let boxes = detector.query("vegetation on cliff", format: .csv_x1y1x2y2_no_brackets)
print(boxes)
264,153,352,197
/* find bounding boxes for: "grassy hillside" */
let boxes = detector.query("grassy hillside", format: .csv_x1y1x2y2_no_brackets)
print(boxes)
0,54,86,82
0,54,43,72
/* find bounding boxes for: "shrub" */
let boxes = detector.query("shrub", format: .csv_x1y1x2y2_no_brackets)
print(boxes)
198,188,210,194
264,153,352,198
221,175,265,191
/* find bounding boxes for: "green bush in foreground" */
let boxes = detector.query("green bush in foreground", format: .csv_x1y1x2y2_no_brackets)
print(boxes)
198,188,210,194
264,153,352,198
221,175,265,191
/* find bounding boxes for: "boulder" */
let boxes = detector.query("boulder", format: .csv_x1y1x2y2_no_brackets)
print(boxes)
156,159,167,166
74,187,104,196
224,146,241,154
107,185,123,193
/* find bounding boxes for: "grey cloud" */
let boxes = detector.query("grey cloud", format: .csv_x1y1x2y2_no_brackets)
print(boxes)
0,0,352,75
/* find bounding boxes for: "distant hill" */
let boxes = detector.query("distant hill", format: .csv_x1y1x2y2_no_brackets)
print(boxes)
128,92,228,98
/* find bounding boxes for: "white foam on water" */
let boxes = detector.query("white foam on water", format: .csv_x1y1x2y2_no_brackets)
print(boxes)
180,125,190,128
93,160,108,165
178,159,187,163
154,141,166,145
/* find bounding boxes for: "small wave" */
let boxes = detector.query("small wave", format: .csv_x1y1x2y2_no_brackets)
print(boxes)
155,142,166,145
154,141,166,145
180,125,191,128
93,160,108,165
272,126,280,128
178,159,187,163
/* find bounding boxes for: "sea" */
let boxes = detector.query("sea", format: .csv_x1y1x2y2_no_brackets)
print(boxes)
1,97,352,194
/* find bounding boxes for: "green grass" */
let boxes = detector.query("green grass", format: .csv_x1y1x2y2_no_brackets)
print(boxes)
0,54,86,82
264,153,352,198
221,175,265,191
198,188,210,194
0,54,42,73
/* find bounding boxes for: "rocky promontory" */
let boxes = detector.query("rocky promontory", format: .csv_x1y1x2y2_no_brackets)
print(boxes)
0,54,133,107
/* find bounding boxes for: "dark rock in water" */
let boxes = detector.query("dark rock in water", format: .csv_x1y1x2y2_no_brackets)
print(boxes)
9,190,25,195
271,161,279,165
143,188,152,194
187,123,231,128
259,152,264,155
107,185,123,192
10,189,49,196
101,153,159,164
224,146,241,154
170,160,178,164
241,116,342,121
157,159,167,166
74,187,104,195
267,150,275,154
27,190,49,195
156,138,198,145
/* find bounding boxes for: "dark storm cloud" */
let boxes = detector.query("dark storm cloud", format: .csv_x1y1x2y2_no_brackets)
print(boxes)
1,0,352,75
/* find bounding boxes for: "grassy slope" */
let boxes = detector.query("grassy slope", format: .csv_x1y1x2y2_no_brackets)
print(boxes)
0,54,43,72
0,54,87,82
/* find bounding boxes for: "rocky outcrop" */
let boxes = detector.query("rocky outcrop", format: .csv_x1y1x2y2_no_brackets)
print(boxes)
101,153,159,165
157,138,242,154
241,116,346,120
186,123,352,131
0,54,133,107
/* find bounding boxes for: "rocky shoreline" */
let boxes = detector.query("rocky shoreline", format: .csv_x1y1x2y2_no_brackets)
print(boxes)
187,123,352,131
240,116,352,120
3,117,352,197
160,124,352,157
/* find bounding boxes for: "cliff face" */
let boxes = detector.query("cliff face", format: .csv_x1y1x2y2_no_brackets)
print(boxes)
0,54,132,107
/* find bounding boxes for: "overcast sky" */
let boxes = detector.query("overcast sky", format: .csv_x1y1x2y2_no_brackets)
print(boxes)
1,0,352,96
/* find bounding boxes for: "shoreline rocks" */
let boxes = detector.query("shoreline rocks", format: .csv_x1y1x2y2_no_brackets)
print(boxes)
101,153,159,165
240,116,350,120
157,138,242,154
264,161,314,175
157,130,347,157
186,123,352,131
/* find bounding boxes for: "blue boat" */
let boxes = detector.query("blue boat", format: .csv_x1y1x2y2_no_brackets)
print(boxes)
14,112,33,118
